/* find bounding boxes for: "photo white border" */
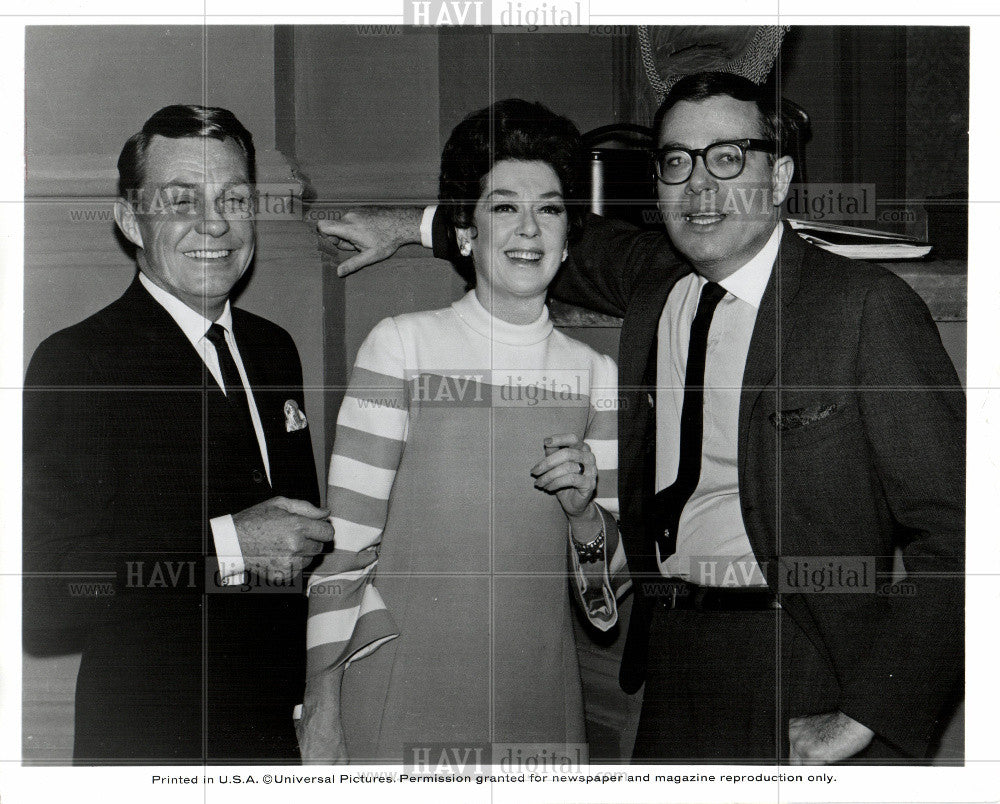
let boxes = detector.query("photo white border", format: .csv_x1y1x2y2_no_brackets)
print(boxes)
1,4,996,803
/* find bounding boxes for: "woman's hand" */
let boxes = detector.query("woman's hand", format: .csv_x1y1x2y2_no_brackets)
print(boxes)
531,433,598,520
296,666,348,765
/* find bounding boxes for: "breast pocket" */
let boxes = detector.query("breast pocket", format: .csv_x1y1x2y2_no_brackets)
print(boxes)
773,403,860,449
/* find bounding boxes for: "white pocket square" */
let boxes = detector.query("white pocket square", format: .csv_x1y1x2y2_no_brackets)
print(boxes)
284,399,308,432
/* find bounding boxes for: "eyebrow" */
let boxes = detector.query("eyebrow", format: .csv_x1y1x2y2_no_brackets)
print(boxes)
659,137,756,149
485,189,564,199
156,180,252,190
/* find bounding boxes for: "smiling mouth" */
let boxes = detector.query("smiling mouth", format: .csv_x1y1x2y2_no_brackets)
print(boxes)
184,249,232,259
505,249,544,262
684,212,726,226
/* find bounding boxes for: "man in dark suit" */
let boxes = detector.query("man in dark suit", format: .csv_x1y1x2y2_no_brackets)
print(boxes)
317,73,963,764
23,105,335,764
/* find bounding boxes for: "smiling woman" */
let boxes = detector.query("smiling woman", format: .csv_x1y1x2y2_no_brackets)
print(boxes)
298,100,628,764
459,159,569,323
440,99,585,289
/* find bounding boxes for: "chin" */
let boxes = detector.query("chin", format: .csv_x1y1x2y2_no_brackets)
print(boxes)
673,237,721,262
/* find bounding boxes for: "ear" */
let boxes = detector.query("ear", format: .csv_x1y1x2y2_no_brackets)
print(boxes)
455,226,477,256
114,199,144,250
770,156,795,207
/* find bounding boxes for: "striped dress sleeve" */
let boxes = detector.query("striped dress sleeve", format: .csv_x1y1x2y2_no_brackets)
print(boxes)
305,317,408,678
569,353,630,631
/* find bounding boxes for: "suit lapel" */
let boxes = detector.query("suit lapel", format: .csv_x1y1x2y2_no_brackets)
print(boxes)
737,226,806,480
121,277,219,391
620,264,688,452
618,263,688,571
230,311,277,443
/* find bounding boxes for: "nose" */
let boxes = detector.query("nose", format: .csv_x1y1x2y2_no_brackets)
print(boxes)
195,199,231,238
686,154,719,195
518,207,540,237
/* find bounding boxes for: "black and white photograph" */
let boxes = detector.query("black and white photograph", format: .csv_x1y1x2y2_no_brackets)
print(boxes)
1,5,996,803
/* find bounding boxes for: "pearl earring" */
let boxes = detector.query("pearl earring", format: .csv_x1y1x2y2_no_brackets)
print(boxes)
459,242,472,257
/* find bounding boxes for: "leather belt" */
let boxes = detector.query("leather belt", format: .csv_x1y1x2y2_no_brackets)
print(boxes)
651,580,780,611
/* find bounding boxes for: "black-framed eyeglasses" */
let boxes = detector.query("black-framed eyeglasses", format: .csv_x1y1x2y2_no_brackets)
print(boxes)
654,139,777,185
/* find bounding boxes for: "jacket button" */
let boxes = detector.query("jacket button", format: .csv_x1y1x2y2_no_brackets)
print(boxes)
252,469,264,484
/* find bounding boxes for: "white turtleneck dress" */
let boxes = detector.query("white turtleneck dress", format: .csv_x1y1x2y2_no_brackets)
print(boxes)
306,290,622,762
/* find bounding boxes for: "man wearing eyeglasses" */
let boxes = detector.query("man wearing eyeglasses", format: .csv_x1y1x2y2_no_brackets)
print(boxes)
318,72,963,765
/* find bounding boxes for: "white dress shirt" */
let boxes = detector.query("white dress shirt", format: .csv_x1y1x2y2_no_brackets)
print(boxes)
139,272,271,582
655,223,784,587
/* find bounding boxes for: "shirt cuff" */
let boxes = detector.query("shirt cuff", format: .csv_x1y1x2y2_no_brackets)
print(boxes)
569,507,619,632
210,514,247,586
419,205,438,249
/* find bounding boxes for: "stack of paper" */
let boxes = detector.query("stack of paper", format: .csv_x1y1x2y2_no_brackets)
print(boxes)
787,218,932,260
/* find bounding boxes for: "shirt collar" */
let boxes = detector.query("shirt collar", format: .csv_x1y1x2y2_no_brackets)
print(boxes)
138,271,233,348
715,222,783,309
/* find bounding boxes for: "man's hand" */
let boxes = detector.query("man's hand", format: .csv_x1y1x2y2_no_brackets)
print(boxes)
531,434,598,521
318,205,424,276
232,496,334,583
297,667,348,764
788,711,875,764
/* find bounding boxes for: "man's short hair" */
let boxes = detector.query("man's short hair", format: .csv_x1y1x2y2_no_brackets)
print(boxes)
117,104,255,200
653,72,800,161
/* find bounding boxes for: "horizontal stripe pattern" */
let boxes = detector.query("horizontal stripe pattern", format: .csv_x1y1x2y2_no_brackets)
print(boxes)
586,438,617,468
328,517,382,554
328,453,396,500
307,318,409,677
333,424,405,471
337,391,408,441
571,354,627,626
307,305,628,681
327,485,394,533
306,558,399,676
306,550,377,592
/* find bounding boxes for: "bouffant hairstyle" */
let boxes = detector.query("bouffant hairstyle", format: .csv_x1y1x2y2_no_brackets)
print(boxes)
439,99,585,284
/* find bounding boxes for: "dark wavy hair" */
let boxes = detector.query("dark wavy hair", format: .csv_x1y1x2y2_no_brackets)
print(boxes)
118,104,255,201
653,72,803,163
439,99,585,284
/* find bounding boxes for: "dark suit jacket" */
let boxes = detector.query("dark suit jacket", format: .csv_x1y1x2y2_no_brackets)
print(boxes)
23,276,320,764
439,213,963,759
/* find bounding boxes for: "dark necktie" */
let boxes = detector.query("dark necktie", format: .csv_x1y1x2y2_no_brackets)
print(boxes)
649,280,727,559
204,322,257,436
